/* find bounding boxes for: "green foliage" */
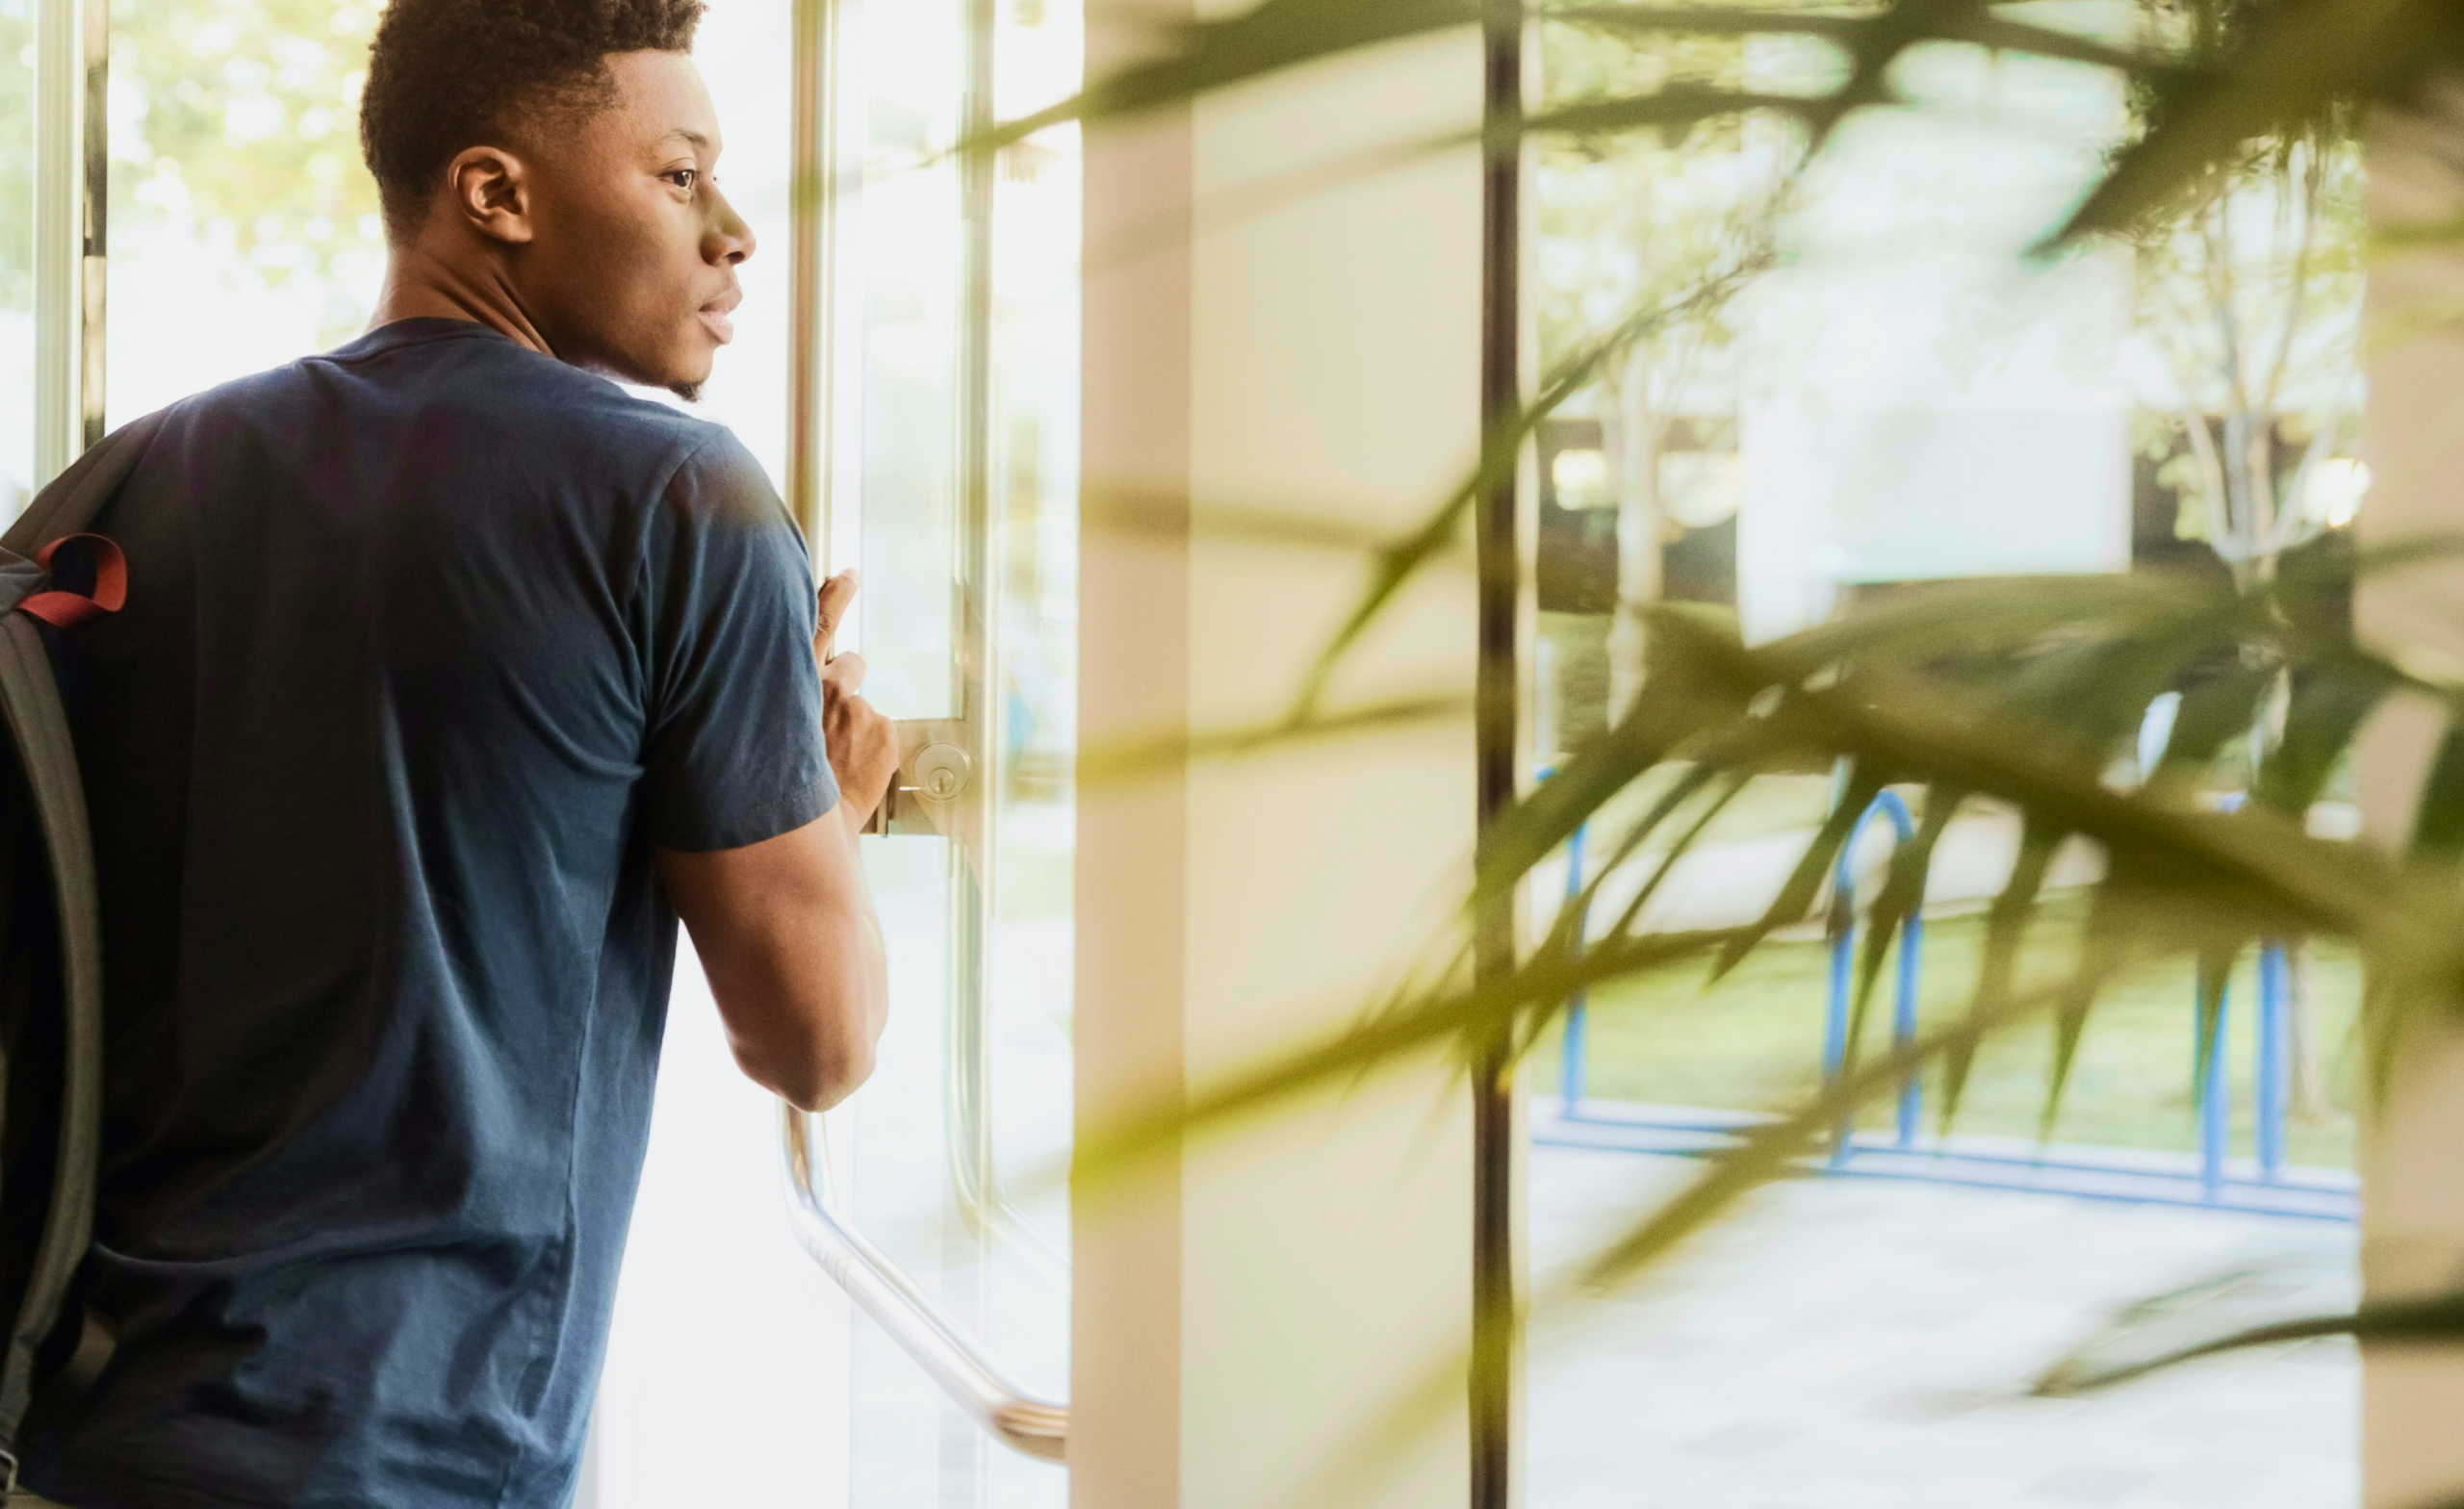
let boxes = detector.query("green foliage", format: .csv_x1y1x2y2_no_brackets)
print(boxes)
2063,0,2464,245
2126,108,2365,571
109,0,384,337
1,0,32,311
2039,1284,2464,1399
1535,17,1764,362
0,1,382,331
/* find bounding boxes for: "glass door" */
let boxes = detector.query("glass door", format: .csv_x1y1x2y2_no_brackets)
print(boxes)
784,0,1082,1497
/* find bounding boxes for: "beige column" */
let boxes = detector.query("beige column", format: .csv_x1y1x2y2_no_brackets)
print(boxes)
1074,17,1488,1509
2359,82,2464,1509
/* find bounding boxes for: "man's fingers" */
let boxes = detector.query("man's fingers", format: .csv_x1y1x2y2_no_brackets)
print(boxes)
820,651,867,696
815,569,860,659
822,689,904,828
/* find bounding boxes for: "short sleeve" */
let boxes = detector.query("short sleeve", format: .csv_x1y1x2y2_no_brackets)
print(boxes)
637,431,838,852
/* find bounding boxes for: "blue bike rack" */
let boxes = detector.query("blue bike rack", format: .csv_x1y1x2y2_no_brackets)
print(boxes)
2256,941,2289,1182
2192,793,2296,1202
1536,766,1598,1109
1535,777,2348,1220
1823,792,1922,1166
1557,819,1592,1110
2194,938,2293,1200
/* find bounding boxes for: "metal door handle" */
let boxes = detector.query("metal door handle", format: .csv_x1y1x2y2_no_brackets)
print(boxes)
782,1109,1067,1460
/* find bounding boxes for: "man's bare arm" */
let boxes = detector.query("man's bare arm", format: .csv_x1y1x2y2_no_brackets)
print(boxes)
655,570,900,1112
657,809,886,1111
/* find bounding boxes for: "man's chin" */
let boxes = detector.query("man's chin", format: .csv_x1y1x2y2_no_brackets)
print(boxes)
665,346,719,402
579,347,712,403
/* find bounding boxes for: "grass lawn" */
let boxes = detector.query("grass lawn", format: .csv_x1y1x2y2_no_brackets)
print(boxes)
1533,893,2362,1170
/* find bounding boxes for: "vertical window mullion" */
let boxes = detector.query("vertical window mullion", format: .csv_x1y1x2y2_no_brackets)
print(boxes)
30,0,101,493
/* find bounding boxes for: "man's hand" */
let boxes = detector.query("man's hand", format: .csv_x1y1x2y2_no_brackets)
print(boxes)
815,570,899,831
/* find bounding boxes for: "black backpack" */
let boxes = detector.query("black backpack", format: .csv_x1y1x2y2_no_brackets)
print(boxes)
0,413,164,1491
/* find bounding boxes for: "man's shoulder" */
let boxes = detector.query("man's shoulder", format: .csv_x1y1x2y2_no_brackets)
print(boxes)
165,321,742,486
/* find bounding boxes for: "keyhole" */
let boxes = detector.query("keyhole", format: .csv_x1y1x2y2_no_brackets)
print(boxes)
912,743,972,803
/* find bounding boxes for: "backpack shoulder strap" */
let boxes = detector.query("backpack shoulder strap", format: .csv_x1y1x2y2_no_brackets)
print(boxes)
0,618,101,1476
1,411,167,559
0,422,157,1479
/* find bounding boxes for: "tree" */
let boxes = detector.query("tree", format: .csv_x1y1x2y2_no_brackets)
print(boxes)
2128,129,2364,587
1538,22,1775,718
106,0,387,345
0,0,384,343
2122,6,2366,1120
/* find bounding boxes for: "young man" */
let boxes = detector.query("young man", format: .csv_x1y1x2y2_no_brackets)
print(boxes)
14,1,896,1503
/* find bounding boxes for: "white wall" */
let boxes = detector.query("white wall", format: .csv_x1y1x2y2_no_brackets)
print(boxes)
1076,12,1486,1508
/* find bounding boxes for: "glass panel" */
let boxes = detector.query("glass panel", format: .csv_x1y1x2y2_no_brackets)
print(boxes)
832,0,1080,1497
980,8,1080,1501
681,0,795,487
984,0,1080,1268
0,0,31,513
106,0,386,422
846,0,965,720
847,839,973,1509
1529,13,2360,1509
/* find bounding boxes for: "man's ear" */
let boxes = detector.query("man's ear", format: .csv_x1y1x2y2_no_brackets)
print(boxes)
445,145,535,245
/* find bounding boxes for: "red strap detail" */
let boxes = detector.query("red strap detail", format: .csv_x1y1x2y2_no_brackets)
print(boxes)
19,534,128,631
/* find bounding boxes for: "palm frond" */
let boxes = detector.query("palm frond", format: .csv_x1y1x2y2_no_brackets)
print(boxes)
1713,755,1881,979
1570,955,2123,1291
1842,784,1957,1077
2035,1288,2464,1398
1072,926,1751,1186
2411,728,2464,863
1940,814,2058,1129
1293,251,1769,716
1081,538,2464,1183
2050,0,2462,247
2257,676,2388,815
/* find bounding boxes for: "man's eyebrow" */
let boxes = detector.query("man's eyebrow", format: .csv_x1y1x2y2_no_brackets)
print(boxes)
659,128,713,151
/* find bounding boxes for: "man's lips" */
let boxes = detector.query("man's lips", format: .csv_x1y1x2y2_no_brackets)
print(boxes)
699,293,741,345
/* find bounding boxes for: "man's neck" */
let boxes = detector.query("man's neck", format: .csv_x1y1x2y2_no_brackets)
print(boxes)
368,244,555,358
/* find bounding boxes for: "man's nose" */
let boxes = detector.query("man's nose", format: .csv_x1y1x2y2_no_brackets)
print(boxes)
706,189,757,266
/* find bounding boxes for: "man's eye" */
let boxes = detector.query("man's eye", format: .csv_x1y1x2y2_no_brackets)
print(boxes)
667,168,698,192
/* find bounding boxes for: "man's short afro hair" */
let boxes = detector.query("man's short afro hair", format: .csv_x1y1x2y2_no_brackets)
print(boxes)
359,0,707,234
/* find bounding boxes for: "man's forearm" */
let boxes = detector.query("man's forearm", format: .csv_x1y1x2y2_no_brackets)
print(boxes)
835,806,891,1073
659,810,892,1113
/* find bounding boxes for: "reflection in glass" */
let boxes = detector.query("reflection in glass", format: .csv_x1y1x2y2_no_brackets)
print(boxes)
849,0,964,721
1529,13,2360,1508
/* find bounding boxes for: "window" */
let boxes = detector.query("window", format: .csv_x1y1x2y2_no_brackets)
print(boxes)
105,0,384,422
1530,13,2363,1507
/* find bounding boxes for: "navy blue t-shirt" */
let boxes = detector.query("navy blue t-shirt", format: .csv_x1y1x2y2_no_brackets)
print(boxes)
19,319,837,1506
